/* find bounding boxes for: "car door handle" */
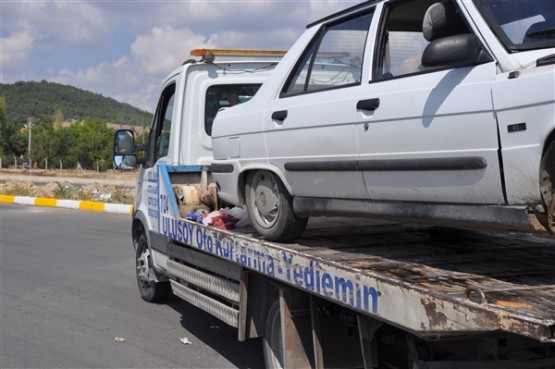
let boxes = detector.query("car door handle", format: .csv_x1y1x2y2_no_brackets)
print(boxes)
356,98,380,111
271,110,288,121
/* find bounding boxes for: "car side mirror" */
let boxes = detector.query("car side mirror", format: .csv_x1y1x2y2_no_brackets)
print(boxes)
113,129,137,170
422,34,491,68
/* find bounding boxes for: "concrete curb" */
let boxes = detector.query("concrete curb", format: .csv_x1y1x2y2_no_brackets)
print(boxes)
0,194,133,215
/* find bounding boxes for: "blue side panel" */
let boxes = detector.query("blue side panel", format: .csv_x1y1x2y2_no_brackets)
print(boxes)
166,165,207,173
159,165,180,218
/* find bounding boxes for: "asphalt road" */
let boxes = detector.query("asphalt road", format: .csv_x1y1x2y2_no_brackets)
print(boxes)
0,204,264,369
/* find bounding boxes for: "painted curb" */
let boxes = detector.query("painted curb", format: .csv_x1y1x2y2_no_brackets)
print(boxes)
0,194,133,215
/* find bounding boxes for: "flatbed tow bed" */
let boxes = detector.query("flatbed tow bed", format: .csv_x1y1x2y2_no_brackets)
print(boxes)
163,215,555,343
155,198,555,368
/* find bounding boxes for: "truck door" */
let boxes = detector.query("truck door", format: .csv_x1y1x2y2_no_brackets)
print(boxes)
356,0,505,205
139,82,177,237
264,9,375,200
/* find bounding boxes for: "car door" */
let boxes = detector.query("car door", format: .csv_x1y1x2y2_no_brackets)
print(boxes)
356,0,505,205
264,8,375,200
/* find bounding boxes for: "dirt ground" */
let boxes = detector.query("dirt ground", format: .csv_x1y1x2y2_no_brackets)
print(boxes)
0,168,137,180
0,168,137,204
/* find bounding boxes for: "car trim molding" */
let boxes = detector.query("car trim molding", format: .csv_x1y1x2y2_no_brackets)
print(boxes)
210,163,235,173
284,157,487,172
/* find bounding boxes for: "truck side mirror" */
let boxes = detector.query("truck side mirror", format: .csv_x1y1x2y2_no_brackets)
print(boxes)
422,34,491,68
113,129,138,170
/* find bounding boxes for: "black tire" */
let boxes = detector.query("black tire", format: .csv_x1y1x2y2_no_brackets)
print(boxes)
540,143,555,232
263,301,284,369
245,170,308,242
136,234,170,302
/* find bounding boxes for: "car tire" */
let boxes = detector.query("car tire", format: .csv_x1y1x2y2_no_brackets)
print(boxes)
136,234,171,302
263,301,284,369
245,170,307,242
540,142,555,233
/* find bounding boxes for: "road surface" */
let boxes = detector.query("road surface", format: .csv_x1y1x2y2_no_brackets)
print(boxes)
0,204,264,368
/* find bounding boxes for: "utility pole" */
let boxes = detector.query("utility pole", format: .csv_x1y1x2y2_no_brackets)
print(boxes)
27,117,32,166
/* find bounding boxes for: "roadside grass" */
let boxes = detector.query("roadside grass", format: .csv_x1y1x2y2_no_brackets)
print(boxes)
5,183,34,197
111,187,134,203
53,182,75,199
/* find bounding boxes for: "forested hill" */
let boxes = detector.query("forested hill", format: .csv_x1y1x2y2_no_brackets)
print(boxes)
1,81,152,126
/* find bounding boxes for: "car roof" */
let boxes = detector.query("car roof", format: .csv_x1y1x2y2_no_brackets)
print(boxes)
306,0,440,32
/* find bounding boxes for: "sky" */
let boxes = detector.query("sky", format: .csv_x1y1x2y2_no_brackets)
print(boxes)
1,0,364,113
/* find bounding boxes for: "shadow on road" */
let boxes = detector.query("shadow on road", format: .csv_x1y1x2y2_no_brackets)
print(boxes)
165,295,265,369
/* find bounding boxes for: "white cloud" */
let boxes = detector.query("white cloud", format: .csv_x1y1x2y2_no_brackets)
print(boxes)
116,84,160,116
131,26,218,75
49,26,218,112
1,29,36,72
4,1,109,46
54,57,133,97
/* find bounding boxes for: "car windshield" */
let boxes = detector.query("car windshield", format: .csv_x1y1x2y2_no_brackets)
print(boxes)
475,0,555,51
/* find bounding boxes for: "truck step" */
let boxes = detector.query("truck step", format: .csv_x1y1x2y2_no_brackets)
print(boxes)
166,259,240,303
169,279,239,328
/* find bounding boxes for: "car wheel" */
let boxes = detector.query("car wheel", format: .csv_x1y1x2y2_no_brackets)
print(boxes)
245,170,307,242
136,234,170,302
540,143,555,233
263,301,284,369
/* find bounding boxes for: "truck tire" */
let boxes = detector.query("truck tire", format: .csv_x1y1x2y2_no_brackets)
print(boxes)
263,301,284,369
540,142,555,232
136,234,170,302
245,170,307,242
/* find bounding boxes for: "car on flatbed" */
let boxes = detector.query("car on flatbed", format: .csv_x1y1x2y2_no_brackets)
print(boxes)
211,0,555,242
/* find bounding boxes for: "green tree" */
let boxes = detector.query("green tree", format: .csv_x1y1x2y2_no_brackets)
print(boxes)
1,81,152,125
31,116,53,166
31,115,71,168
53,108,64,131
68,118,115,171
0,97,27,166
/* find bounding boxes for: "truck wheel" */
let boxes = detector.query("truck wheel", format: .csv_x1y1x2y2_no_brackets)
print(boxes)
263,301,284,369
245,170,307,242
540,142,555,232
136,234,170,302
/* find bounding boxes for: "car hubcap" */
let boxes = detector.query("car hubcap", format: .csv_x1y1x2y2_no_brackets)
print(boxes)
253,173,279,227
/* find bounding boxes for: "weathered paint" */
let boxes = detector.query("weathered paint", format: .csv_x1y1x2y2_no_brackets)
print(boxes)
157,166,555,342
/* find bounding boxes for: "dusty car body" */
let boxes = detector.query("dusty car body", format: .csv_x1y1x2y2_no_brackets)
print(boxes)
212,0,555,241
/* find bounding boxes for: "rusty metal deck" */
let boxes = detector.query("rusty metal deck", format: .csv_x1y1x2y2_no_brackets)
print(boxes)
283,219,555,342
163,214,555,342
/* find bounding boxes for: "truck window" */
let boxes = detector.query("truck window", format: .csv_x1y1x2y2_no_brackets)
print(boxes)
147,83,176,167
374,0,470,79
281,10,374,97
204,84,260,136
157,94,174,159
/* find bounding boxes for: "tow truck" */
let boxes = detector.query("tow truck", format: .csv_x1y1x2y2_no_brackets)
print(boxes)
114,48,555,368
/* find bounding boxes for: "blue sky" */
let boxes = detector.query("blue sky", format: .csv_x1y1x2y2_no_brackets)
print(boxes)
1,1,362,113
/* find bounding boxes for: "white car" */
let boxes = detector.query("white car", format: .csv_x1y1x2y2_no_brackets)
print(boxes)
211,0,555,242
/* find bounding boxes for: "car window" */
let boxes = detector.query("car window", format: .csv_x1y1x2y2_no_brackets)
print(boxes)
204,84,261,136
374,0,471,80
475,0,555,51
281,10,374,97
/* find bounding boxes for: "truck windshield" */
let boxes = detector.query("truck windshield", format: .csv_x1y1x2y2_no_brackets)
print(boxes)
475,0,555,51
204,84,261,136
